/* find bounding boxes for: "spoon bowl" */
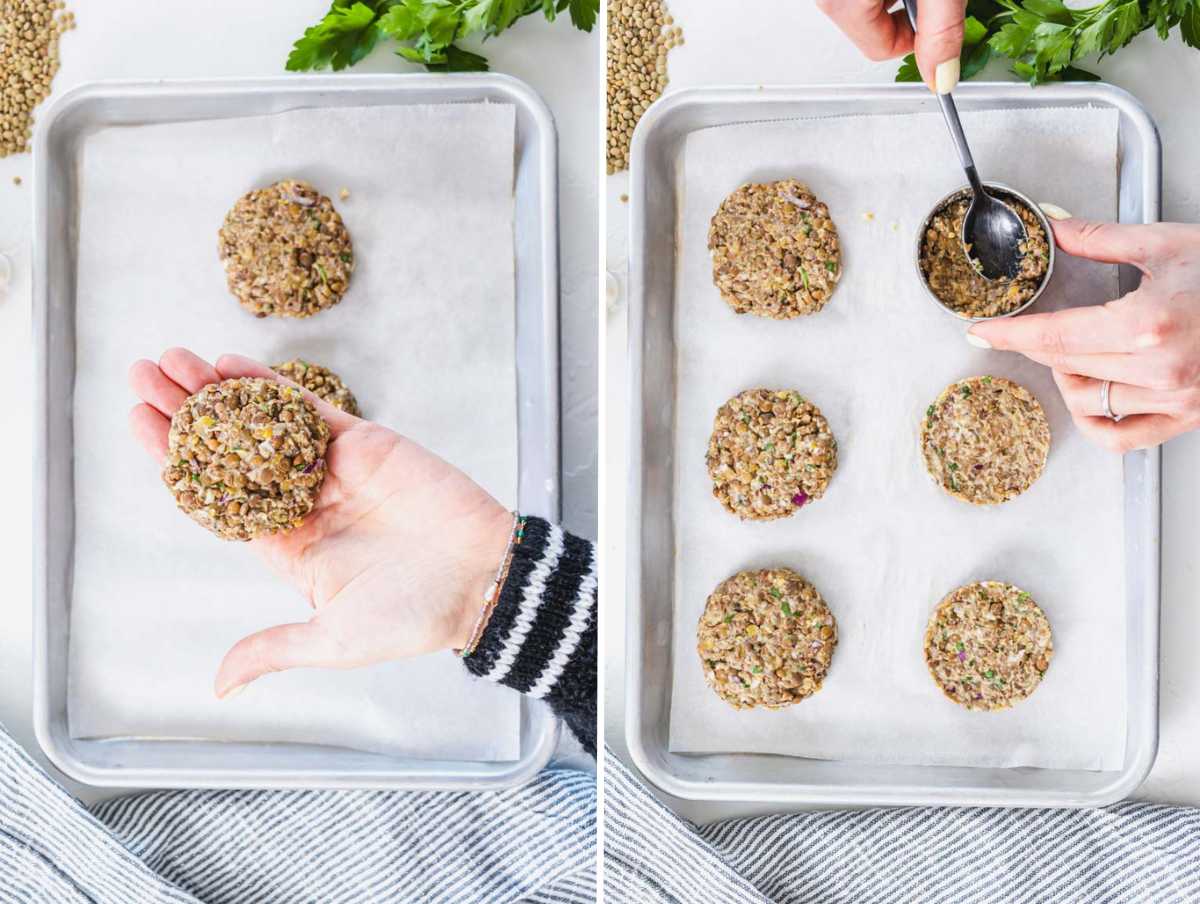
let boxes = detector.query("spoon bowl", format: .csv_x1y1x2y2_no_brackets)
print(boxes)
963,185,1028,280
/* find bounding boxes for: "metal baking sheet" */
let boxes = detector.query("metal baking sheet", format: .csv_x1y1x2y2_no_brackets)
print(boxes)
33,74,561,790
626,83,1161,807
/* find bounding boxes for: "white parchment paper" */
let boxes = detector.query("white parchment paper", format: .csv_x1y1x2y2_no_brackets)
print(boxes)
69,103,521,761
669,107,1126,770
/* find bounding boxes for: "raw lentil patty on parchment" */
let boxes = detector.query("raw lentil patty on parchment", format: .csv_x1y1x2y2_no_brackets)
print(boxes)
272,358,361,417
218,179,354,318
921,376,1050,506
924,581,1054,711
698,567,838,710
162,378,329,541
708,180,842,319
706,388,838,520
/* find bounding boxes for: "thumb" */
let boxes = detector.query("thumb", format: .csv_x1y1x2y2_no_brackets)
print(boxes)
915,0,965,93
214,620,336,698
1049,217,1172,271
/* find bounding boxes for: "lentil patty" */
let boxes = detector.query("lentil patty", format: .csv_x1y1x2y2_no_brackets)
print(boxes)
709,180,842,319
919,191,1050,319
698,567,838,710
272,358,361,417
924,581,1054,711
706,388,838,520
921,376,1050,506
162,378,330,541
218,180,354,318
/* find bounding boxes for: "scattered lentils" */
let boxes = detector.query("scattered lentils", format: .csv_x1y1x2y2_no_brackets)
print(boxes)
607,0,682,174
0,0,74,158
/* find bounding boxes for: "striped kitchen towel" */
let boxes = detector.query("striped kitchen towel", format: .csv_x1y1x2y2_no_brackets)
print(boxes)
604,752,1200,904
0,725,595,903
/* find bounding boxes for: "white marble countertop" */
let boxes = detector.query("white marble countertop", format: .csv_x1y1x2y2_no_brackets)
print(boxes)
604,0,1200,822
0,1,597,802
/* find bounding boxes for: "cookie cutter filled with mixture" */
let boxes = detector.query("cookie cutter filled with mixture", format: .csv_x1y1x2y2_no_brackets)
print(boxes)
915,183,1055,321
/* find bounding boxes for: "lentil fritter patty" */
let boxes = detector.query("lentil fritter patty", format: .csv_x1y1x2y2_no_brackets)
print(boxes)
272,358,361,417
924,581,1054,711
709,180,842,319
697,567,838,709
706,388,838,520
162,378,330,541
921,376,1050,506
218,180,354,318
919,191,1050,319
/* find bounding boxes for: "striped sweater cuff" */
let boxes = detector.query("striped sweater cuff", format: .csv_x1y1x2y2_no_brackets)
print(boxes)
463,517,597,755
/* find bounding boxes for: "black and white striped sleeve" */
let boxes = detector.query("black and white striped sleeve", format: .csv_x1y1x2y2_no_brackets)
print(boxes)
462,517,597,756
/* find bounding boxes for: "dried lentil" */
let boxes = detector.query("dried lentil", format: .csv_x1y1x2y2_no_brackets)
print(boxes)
698,567,838,710
162,378,330,542
921,376,1050,506
709,180,842,319
706,388,838,521
924,581,1053,711
272,358,361,417
0,0,74,158
607,0,681,174
218,179,355,318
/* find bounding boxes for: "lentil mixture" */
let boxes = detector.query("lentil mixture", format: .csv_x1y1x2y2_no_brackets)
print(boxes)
218,180,354,318
607,0,681,173
272,358,361,417
919,191,1050,319
709,181,842,319
924,580,1054,711
921,376,1050,506
0,0,74,157
698,567,838,710
706,388,838,521
162,378,330,542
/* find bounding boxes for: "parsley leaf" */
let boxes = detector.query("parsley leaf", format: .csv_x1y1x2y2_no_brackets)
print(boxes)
287,2,383,72
896,0,1200,86
288,0,598,74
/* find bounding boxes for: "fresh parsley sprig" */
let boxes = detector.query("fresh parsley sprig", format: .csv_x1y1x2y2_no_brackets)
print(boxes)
896,0,1200,86
287,0,598,74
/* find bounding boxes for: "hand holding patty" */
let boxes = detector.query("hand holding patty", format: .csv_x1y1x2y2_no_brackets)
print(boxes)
817,0,965,92
129,348,514,699
967,219,1200,453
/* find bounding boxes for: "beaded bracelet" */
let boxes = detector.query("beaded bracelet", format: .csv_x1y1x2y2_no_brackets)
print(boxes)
459,513,527,658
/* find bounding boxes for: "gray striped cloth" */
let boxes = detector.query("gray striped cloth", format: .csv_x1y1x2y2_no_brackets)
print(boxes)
604,752,1200,903
0,725,594,903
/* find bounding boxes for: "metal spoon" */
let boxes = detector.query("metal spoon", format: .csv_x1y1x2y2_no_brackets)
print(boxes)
901,0,1027,280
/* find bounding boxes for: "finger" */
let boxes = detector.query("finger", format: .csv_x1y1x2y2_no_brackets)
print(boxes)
1050,219,1178,272
1017,349,1158,387
915,0,966,92
215,353,360,436
1071,412,1189,455
816,0,914,62
129,358,189,418
159,347,222,395
967,303,1138,356
1052,370,1179,419
129,403,170,460
214,621,339,698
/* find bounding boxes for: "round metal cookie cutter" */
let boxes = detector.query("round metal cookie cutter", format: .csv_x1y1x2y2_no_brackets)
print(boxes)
914,182,1056,322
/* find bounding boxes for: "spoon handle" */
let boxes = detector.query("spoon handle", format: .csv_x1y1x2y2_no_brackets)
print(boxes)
900,0,985,196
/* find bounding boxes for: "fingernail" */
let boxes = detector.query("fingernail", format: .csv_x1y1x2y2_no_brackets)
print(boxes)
934,58,960,95
966,331,991,349
1038,202,1073,221
219,683,248,700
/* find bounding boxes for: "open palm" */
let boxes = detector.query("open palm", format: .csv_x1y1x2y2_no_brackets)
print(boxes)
129,348,511,698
